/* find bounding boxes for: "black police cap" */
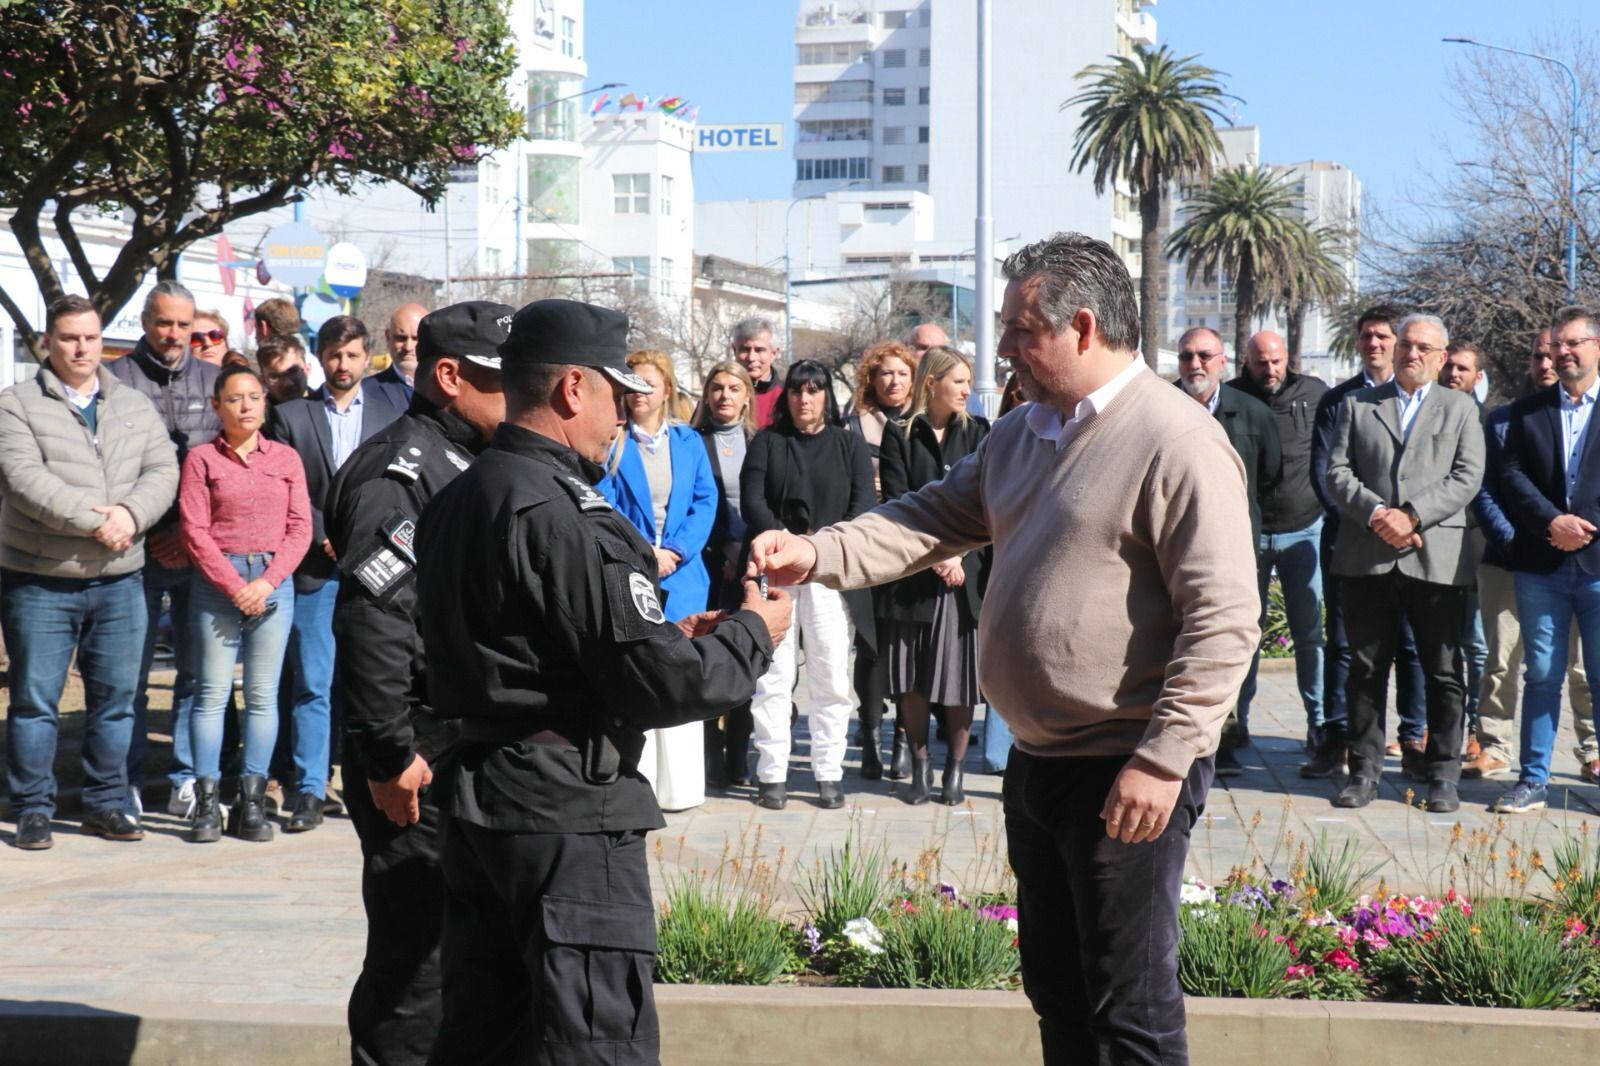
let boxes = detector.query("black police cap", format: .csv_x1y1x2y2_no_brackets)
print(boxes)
416,300,516,370
497,299,651,393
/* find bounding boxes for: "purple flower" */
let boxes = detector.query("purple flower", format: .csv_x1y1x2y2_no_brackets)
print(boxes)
977,904,1018,922
800,921,821,956
1269,880,1293,897
939,883,958,901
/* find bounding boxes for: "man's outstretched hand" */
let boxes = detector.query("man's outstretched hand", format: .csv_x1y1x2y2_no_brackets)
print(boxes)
746,530,818,587
739,578,793,648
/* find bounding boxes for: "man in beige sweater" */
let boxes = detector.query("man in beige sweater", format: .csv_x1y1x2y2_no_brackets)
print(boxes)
752,233,1259,1065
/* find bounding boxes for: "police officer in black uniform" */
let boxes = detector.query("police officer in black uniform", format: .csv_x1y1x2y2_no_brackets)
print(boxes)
415,299,792,1065
324,300,513,1066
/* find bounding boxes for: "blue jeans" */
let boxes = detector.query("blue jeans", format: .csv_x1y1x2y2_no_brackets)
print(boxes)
127,560,198,795
981,705,1013,773
3,570,146,816
1237,518,1325,734
189,556,295,780
1512,560,1600,786
286,576,339,798
1461,589,1487,732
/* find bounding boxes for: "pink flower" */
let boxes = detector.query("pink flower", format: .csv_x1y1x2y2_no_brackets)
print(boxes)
1336,926,1358,947
1322,949,1360,972
1284,964,1315,980
1360,929,1390,950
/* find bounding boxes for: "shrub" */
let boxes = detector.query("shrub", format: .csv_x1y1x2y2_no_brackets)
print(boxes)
1545,829,1600,927
797,828,893,942
1177,901,1294,999
1400,898,1596,1010
1298,831,1385,917
865,898,1021,990
655,869,800,985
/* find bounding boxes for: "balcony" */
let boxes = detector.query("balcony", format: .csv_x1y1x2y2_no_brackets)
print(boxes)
799,5,870,28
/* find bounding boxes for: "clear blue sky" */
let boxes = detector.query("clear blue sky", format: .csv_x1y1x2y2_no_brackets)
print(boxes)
587,0,1594,223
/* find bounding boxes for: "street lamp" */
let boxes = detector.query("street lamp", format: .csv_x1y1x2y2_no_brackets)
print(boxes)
1444,37,1581,302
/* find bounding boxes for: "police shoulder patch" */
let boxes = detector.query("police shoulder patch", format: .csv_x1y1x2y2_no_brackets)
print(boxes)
557,474,611,513
385,451,422,482
627,571,666,624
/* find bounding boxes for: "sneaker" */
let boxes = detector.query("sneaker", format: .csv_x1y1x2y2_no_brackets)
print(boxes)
1214,746,1244,778
1300,737,1348,779
1491,782,1548,814
166,778,197,819
81,806,145,842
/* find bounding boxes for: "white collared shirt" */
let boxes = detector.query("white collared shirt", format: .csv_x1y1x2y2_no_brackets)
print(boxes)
62,376,100,411
1395,381,1431,443
1205,387,1222,415
628,419,672,456
1560,377,1600,506
1026,357,1145,452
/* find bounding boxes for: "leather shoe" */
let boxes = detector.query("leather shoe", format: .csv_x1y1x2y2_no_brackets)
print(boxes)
285,792,324,833
1583,759,1600,785
1425,781,1460,813
1300,737,1347,779
1461,752,1511,779
859,740,883,781
1214,746,1243,778
1334,779,1379,809
1385,741,1402,757
81,806,144,842
757,781,787,810
816,780,845,809
1399,739,1428,781
15,811,52,850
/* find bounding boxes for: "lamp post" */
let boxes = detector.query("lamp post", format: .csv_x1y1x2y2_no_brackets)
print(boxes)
1444,37,1581,303
973,0,997,415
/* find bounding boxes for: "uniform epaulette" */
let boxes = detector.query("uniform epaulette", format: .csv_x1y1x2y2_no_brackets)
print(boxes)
556,474,612,513
384,444,425,482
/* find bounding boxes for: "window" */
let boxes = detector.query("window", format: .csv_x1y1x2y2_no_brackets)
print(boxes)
917,126,929,144
484,247,503,273
922,6,932,26
883,10,909,28
919,47,930,67
660,175,674,216
795,80,874,105
797,42,871,65
613,257,650,295
613,173,650,214
882,165,905,184
795,157,870,181
882,87,905,106
918,86,930,105
882,49,906,68
527,72,583,141
797,119,872,143
526,155,579,223
560,16,575,57
882,126,905,145
659,258,675,298
917,163,929,182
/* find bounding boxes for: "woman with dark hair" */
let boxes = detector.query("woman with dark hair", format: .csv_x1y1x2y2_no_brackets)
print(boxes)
180,364,311,842
740,360,874,810
691,360,758,786
845,341,918,781
878,346,989,804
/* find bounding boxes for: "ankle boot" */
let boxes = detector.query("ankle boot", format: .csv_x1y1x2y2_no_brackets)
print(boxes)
860,734,884,780
189,777,222,843
889,728,911,780
941,759,965,806
757,781,787,810
229,774,274,842
904,754,932,805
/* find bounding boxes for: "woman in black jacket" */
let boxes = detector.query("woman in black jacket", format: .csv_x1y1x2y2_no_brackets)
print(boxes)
877,346,989,805
740,360,874,811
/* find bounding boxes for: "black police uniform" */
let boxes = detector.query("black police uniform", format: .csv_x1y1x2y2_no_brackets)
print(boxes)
324,397,481,1065
416,417,775,1063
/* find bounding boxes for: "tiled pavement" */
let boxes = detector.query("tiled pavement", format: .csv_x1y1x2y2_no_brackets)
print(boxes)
4,661,1600,1008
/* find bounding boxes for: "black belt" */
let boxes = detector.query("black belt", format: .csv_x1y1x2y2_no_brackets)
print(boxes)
458,718,579,747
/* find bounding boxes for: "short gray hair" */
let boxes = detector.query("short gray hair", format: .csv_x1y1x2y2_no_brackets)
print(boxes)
1394,313,1448,346
1177,326,1223,352
142,279,196,316
1001,232,1139,352
731,316,777,350
1553,304,1599,336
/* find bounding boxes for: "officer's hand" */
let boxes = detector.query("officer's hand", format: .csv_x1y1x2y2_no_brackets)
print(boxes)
676,610,726,639
370,755,433,827
741,579,793,647
746,530,817,586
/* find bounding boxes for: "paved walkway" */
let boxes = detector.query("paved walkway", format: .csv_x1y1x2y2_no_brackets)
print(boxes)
4,662,1600,1009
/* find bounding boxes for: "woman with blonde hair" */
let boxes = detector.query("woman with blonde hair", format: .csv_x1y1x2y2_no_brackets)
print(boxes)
692,361,758,786
598,349,718,810
877,345,989,804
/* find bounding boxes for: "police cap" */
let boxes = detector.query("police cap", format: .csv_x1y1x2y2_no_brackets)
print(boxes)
498,299,651,393
416,300,516,371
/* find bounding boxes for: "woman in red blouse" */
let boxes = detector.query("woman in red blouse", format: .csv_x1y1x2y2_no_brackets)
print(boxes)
180,365,311,842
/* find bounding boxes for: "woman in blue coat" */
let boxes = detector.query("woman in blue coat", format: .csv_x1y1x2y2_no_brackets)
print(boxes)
598,349,718,810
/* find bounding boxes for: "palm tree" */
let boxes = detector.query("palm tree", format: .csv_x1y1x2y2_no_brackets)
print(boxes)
1066,45,1235,369
1269,226,1352,369
1166,166,1321,367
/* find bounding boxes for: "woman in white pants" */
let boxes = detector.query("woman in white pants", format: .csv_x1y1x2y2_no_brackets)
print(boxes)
740,360,876,810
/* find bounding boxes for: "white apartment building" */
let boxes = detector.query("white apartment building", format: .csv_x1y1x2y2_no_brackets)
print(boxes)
581,111,696,310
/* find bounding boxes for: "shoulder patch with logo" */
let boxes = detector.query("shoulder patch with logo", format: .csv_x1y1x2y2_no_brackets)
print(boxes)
627,571,666,624
385,453,421,482
383,514,417,565
557,474,611,513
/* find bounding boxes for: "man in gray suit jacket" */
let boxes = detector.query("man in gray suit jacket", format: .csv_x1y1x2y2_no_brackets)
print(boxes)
1326,313,1486,813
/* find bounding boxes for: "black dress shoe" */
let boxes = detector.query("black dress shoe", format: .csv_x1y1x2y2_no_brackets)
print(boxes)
15,811,52,850
941,761,965,806
1300,737,1348,779
81,806,144,841
816,780,845,809
888,729,910,780
285,791,324,833
757,782,787,810
903,755,932,805
1425,781,1460,813
1214,746,1244,778
1334,779,1379,809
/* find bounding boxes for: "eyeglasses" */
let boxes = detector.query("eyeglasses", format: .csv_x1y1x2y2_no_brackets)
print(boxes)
1178,349,1223,361
1395,341,1447,357
189,329,225,347
1554,337,1599,352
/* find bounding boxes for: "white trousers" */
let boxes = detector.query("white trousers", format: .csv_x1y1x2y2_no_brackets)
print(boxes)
751,583,855,784
639,721,704,812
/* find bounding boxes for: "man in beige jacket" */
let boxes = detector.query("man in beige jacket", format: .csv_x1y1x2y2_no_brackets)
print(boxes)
751,233,1259,1065
0,295,179,850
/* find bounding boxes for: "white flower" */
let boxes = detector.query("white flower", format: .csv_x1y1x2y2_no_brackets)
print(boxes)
1180,880,1213,907
1005,918,1019,933
842,917,885,955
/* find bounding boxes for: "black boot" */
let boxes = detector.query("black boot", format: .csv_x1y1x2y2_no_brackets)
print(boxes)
189,777,222,844
889,728,911,780
860,734,884,780
941,759,965,806
228,774,274,842
903,754,932,805
757,781,787,810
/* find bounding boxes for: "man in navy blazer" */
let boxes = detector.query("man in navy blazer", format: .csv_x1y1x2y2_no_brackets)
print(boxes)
266,315,408,830
1492,305,1600,814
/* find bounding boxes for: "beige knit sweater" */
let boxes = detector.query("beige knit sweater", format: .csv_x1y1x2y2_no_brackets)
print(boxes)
808,368,1260,777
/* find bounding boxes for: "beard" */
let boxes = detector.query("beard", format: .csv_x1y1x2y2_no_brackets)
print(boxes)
1180,374,1214,398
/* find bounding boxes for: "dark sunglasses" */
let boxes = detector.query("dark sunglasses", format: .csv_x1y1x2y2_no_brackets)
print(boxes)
190,329,225,346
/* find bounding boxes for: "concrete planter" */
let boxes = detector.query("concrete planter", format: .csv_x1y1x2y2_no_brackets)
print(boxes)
5,989,1599,1065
